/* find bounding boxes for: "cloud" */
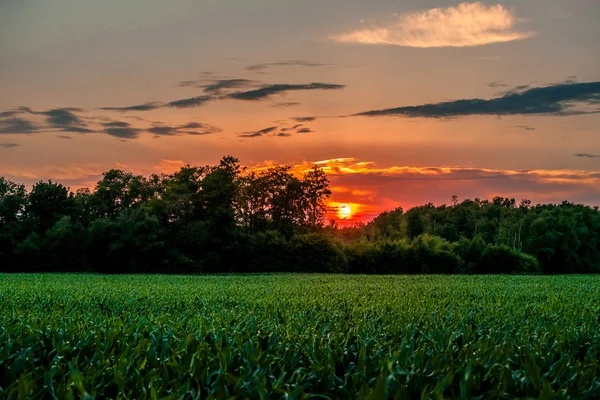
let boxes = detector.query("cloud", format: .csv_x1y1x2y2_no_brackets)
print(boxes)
291,117,317,122
99,102,162,112
154,159,186,174
331,2,534,48
148,122,221,136
296,128,313,133
487,80,508,88
272,102,301,108
237,126,278,138
166,95,213,109
101,121,140,139
39,108,84,126
201,79,259,94
254,157,600,220
1,107,94,134
512,125,536,131
576,153,600,158
0,117,39,134
355,81,600,118
56,135,72,139
0,143,19,149
245,60,331,73
228,83,345,101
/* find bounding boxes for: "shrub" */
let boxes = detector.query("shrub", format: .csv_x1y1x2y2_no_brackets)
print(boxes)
289,233,348,273
480,244,540,274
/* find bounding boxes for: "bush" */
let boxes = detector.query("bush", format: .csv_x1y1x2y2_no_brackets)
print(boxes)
480,244,540,274
289,233,348,273
243,230,291,272
342,240,411,274
409,234,462,274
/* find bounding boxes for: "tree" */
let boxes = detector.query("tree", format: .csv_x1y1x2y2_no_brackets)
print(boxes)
302,166,332,228
27,180,74,235
0,178,27,268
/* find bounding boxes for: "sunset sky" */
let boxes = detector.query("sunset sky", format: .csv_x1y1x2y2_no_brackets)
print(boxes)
1,0,599,222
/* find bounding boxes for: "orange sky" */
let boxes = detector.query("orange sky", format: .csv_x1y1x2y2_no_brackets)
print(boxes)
1,0,599,223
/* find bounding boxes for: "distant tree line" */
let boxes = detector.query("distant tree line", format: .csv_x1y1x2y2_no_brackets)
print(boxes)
1,156,599,274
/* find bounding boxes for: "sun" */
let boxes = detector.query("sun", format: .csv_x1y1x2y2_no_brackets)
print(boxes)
338,204,352,219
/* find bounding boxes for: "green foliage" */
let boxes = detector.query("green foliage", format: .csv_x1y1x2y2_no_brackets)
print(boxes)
2,274,600,398
480,244,540,274
2,158,600,274
289,233,348,273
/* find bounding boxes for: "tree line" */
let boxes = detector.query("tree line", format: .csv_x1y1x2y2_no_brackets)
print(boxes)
1,156,599,274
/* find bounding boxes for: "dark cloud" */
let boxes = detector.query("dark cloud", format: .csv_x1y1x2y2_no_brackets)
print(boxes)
575,153,600,158
101,121,140,139
147,121,221,136
56,135,72,139
47,109,86,131
202,79,259,94
228,83,345,101
272,102,301,108
292,124,303,129
99,102,162,112
237,126,277,138
355,81,600,118
0,117,39,134
487,80,508,88
103,121,130,128
1,107,93,134
512,125,536,131
296,128,313,133
178,78,259,94
291,117,316,122
40,108,84,127
275,132,292,137
0,143,19,149
166,95,213,108
245,60,331,73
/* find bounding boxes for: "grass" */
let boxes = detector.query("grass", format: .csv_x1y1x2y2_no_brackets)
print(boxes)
1,274,600,399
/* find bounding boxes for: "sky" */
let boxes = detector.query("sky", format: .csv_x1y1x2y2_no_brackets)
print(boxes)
1,0,599,222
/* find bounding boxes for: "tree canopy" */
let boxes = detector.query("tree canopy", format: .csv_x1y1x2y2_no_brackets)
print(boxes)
1,157,599,274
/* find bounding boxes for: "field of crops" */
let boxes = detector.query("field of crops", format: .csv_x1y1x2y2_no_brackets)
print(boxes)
1,274,600,399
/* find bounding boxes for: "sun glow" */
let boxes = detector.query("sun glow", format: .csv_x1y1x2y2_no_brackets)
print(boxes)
338,204,352,219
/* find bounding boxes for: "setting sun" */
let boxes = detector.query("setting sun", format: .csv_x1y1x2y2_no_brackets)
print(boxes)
338,204,352,219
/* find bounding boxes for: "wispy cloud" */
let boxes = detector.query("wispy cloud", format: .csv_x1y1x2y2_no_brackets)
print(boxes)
148,122,221,136
245,60,331,74
330,2,534,48
291,117,317,122
0,117,39,134
99,81,344,110
512,125,536,131
166,95,213,109
178,78,260,94
355,81,600,118
99,102,162,112
248,157,600,220
201,79,259,94
1,107,95,134
101,121,140,139
0,143,19,149
228,83,345,101
576,153,600,158
271,102,301,108
487,80,508,88
237,126,278,138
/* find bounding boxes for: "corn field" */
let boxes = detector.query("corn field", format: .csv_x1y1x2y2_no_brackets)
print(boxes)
1,274,600,399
